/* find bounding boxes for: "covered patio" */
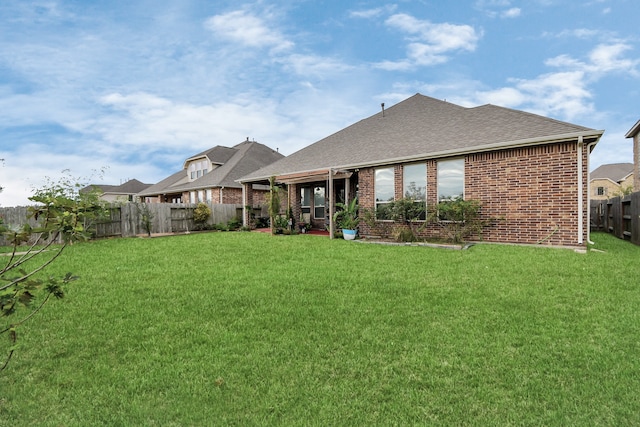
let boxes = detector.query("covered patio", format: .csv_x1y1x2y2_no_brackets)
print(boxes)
241,168,358,239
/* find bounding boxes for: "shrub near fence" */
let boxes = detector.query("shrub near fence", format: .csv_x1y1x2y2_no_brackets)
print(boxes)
590,191,640,245
0,203,244,244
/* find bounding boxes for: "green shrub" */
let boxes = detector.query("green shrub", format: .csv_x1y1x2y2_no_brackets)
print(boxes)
193,203,211,230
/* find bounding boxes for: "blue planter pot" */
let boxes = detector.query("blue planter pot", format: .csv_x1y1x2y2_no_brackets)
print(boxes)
342,229,357,240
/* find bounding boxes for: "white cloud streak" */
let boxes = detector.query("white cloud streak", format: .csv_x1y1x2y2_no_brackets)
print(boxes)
376,13,480,69
349,5,398,19
205,10,293,52
470,43,638,120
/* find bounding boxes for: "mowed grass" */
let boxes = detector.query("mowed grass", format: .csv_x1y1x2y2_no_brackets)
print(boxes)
1,232,639,425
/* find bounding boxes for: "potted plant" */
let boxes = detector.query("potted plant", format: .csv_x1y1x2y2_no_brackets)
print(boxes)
333,197,359,240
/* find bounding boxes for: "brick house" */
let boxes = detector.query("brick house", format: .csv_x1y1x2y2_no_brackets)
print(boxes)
589,163,634,201
239,94,603,247
138,139,284,205
626,119,640,192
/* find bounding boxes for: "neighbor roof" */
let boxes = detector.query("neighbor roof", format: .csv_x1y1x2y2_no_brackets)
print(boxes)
240,93,603,183
138,140,284,196
81,179,151,195
590,163,634,183
108,179,151,195
625,119,640,138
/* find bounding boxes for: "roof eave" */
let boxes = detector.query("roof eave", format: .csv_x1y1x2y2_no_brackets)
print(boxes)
625,119,640,138
240,130,603,183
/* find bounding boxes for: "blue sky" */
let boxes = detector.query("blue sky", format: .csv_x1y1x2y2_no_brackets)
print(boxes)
1,0,638,206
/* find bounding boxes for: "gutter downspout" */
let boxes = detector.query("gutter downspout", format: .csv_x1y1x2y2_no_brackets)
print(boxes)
242,184,247,228
586,141,598,245
577,136,584,245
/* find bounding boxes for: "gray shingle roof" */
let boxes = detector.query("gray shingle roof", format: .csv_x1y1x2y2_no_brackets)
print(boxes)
137,170,187,196
108,179,151,194
81,179,151,195
240,93,603,182
185,145,237,167
590,163,634,183
138,140,284,196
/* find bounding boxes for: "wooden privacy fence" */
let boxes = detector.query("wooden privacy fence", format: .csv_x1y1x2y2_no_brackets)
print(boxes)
0,203,243,243
590,192,640,245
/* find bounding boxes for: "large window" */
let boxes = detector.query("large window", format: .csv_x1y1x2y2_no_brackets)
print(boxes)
375,167,394,220
437,159,464,201
313,186,325,219
301,187,311,212
404,163,427,220
188,160,209,182
437,159,464,221
403,164,426,200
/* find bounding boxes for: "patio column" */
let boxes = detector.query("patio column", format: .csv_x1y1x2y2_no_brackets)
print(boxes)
242,183,253,227
345,176,350,204
329,169,334,239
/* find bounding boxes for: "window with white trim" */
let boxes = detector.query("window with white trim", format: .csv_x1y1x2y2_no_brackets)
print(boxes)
313,186,325,219
437,158,464,221
437,159,464,202
403,163,427,220
375,167,394,220
301,187,311,215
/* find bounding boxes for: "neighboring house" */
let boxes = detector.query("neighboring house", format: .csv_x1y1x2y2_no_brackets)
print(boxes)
589,163,634,201
239,93,604,247
82,179,151,203
138,139,284,205
626,119,640,192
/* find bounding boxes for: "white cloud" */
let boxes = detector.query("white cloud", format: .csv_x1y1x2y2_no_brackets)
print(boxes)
374,59,413,71
376,13,480,69
204,10,293,52
587,43,639,75
460,42,639,121
543,28,615,41
349,5,397,19
475,0,521,18
473,87,526,107
433,71,594,121
545,43,639,77
511,71,594,119
502,7,521,18
97,92,287,151
278,54,355,77
0,145,162,207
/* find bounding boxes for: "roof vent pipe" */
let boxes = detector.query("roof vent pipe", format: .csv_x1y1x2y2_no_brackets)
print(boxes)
381,103,385,117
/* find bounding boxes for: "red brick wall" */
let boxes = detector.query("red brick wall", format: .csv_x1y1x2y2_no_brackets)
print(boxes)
359,141,589,246
221,188,243,204
252,189,270,206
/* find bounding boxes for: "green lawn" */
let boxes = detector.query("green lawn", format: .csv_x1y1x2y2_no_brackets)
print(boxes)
2,232,640,426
